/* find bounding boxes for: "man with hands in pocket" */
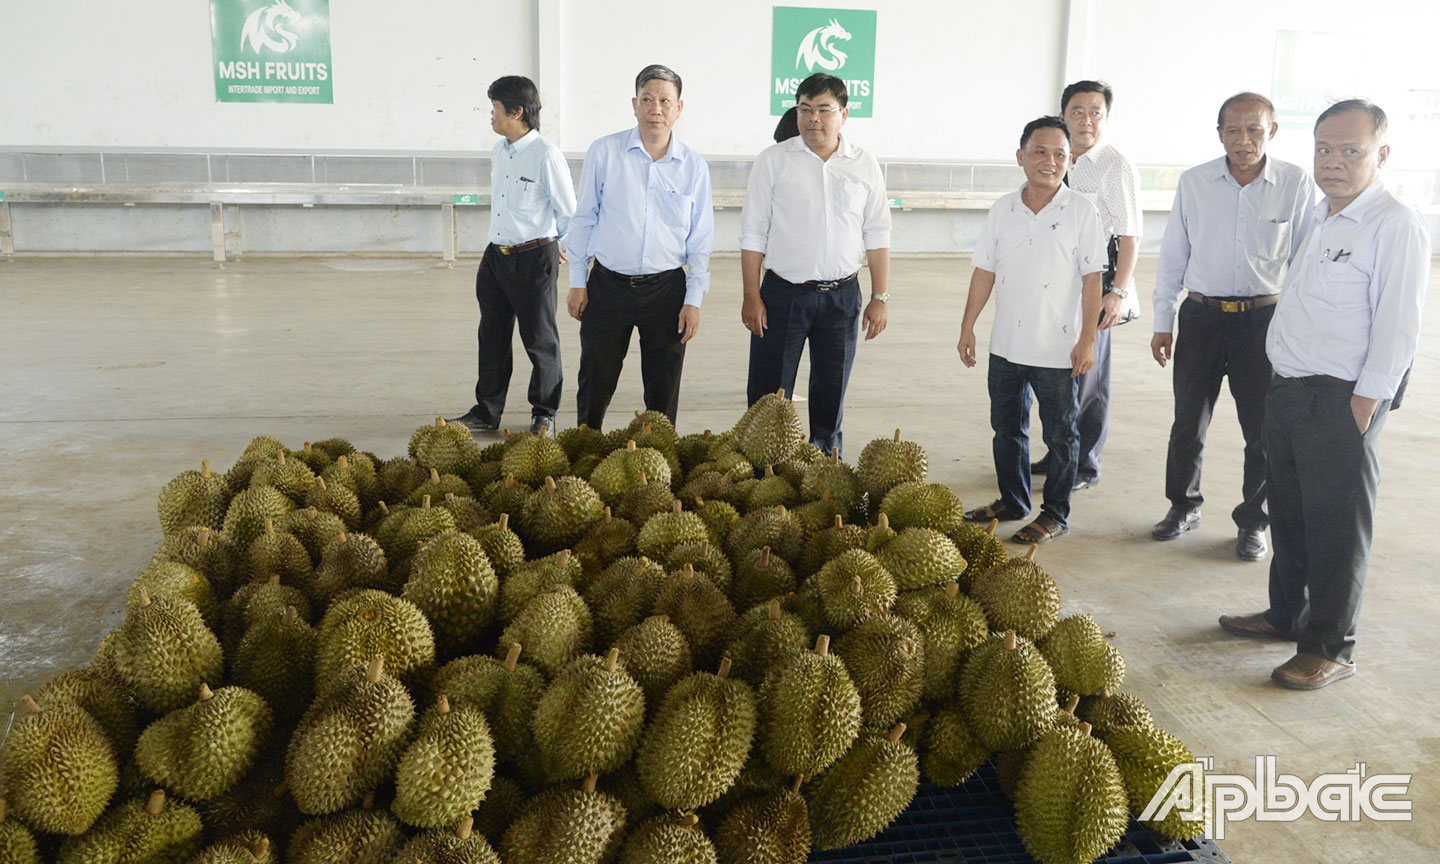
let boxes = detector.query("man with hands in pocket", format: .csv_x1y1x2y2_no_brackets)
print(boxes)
1149,93,1315,560
1220,99,1431,690
566,64,714,429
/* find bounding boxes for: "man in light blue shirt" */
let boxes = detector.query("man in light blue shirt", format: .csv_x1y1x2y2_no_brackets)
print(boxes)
450,75,576,437
566,64,714,429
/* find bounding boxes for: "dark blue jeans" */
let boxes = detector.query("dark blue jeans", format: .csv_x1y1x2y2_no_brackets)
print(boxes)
988,353,1079,528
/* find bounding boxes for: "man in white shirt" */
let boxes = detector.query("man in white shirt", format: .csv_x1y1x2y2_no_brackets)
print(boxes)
1221,100,1431,690
739,73,892,457
958,116,1105,544
1031,80,1143,490
1149,93,1315,560
450,75,577,437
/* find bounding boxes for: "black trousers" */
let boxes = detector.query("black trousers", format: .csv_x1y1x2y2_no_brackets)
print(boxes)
746,271,862,457
1164,297,1275,529
1263,375,1390,663
576,262,687,429
470,241,562,424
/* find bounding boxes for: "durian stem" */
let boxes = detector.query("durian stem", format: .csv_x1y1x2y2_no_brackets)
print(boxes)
1099,688,1111,699
605,647,620,672
790,775,804,793
1025,545,1038,561
775,387,786,398
198,527,211,549
886,723,907,743
582,774,599,793
422,495,432,509
678,814,699,828
683,563,695,579
767,599,781,621
435,417,446,427
633,559,648,575
366,656,385,683
430,468,441,483
504,474,516,489
253,837,270,856
717,657,733,680
815,635,830,657
764,464,774,477
377,501,391,516
437,694,451,714
201,459,211,478
456,816,474,840
1003,631,1018,650
137,585,153,608
335,531,348,545
317,476,329,491
876,512,889,529
833,514,844,529
603,506,613,523
893,428,902,442
337,455,350,469
945,582,960,599
831,447,840,461
700,540,710,554
20,695,41,714
1063,694,1080,714
671,499,683,514
986,518,998,537
267,574,281,586
264,518,275,535
627,440,637,452
284,605,298,624
0,796,7,823
1079,721,1093,737
145,789,166,816
198,683,214,702
760,547,771,567
504,642,522,672
497,513,510,531
306,506,318,520
545,476,557,490
557,550,572,566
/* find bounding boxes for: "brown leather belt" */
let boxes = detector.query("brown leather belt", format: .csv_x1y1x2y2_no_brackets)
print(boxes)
1187,293,1280,313
496,236,556,255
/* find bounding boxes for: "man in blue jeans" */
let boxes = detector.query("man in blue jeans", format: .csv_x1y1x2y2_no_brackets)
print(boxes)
958,116,1105,543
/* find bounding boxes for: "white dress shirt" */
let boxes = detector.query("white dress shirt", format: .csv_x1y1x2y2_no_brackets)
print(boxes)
739,134,892,283
1153,156,1316,331
1266,180,1431,399
567,127,715,307
1068,139,1143,320
488,129,576,246
973,185,1107,368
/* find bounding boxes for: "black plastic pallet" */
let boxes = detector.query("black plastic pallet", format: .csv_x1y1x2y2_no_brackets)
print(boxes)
809,763,1231,864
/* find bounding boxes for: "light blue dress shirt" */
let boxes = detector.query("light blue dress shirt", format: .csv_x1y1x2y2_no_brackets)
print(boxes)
567,127,715,307
489,129,576,247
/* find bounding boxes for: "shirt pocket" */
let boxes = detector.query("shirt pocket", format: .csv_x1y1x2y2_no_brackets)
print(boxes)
1251,217,1291,261
508,180,546,217
1312,259,1371,312
656,190,694,239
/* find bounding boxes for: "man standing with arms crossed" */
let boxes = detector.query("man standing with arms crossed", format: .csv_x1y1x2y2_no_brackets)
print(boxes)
1150,93,1315,560
566,64,714,430
1221,100,1430,689
739,72,892,457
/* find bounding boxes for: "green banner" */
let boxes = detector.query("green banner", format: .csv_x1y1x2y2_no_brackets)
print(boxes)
453,194,480,206
211,0,333,103
771,7,877,118
0,192,6,202
887,197,902,208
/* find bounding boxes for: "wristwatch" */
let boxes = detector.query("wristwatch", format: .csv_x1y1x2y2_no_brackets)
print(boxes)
871,292,891,303
1109,286,1129,300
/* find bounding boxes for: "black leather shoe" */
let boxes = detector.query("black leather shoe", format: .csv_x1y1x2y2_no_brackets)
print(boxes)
1151,507,1200,540
1030,458,1048,475
448,410,499,433
529,414,555,437
1237,528,1268,561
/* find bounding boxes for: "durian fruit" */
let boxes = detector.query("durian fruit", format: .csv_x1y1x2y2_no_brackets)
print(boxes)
188,832,274,864
782,580,828,639
376,455,431,507
533,649,645,782
158,460,232,536
322,453,380,511
894,582,990,700
798,515,865,578
374,495,459,576
481,473,532,518
832,614,926,731
598,761,663,829
714,784,811,864
788,491,847,537
862,512,898,553
467,512,527,577
1106,724,1207,841
679,471,738,509
519,476,604,553
392,817,501,864
676,429,722,475
432,646,545,775
806,724,919,850
921,704,989,786
800,450,861,511
664,539,733,594
472,774,527,842
736,389,804,467
495,586,594,677
439,491,493,535
744,465,799,511
1014,722,1130,864
247,451,318,502
305,476,362,530
221,485,294,552
152,526,241,600
959,631,1059,751
693,497,741,547
1,695,118,835
313,531,391,603
295,440,336,473
625,411,681,458
878,481,965,534
652,564,739,668
279,507,349,564
872,527,965,591
240,518,312,586
222,576,311,657
287,795,405,864
558,424,608,463
1037,613,1127,696
730,547,796,613
637,500,711,560
392,695,497,829
33,666,141,757
856,429,928,506
0,799,40,864
589,441,673,507
232,605,315,726
314,589,435,687
114,588,225,715
406,467,474,508
55,790,203,864
585,556,667,646
725,506,805,565
619,813,718,864
311,438,354,461
411,417,485,477
402,530,499,658
949,518,1008,590
500,427,571,486
969,546,1062,641
572,507,637,576
618,471,678,527
500,775,628,864
812,548,897,630
285,657,416,815
134,684,274,801
1077,689,1154,735
636,660,758,810
614,615,693,708
498,549,583,622
758,635,862,778
724,600,811,688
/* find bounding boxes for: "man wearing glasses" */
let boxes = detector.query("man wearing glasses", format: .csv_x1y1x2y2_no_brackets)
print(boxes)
739,72,892,457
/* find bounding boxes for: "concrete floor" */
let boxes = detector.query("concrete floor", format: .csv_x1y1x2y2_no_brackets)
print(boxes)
2,255,1438,862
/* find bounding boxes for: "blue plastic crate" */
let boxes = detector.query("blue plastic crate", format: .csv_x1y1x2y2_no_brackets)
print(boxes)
809,762,1231,864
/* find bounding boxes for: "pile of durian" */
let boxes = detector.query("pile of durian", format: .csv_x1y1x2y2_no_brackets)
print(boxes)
0,391,1206,864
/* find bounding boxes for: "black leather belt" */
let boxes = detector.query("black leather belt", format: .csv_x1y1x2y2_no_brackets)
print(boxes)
596,261,681,288
773,271,860,292
495,236,556,255
1187,292,1279,313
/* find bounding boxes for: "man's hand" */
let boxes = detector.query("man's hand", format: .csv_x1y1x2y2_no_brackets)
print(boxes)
958,330,978,368
558,247,569,266
862,299,888,340
1151,332,1173,367
1071,338,1096,378
742,293,768,337
1099,292,1125,330
566,287,587,320
677,305,700,344
1351,394,1381,435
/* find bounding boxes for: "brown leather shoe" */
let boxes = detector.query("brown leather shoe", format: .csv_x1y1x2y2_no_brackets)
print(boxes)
1218,611,1293,640
1272,653,1355,690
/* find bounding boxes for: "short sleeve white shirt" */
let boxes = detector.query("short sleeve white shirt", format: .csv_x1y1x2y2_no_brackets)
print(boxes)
973,185,1107,368
1069,139,1143,319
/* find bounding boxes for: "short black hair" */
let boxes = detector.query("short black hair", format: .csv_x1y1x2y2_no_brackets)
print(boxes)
1020,116,1070,150
1315,98,1388,141
1061,79,1113,114
774,107,800,143
636,64,682,98
796,73,847,108
1216,92,1276,128
487,75,541,132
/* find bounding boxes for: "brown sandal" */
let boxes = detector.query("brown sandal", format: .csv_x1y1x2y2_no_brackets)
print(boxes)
1011,514,1067,544
963,499,1028,523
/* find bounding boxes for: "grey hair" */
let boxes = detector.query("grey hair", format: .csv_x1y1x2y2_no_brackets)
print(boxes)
1315,99,1388,141
635,64,682,98
1216,92,1276,128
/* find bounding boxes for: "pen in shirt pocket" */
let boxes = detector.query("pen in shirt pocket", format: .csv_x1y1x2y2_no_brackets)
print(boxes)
519,176,535,191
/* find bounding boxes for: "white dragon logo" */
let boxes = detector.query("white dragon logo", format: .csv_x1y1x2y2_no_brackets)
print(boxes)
796,18,852,72
241,0,302,55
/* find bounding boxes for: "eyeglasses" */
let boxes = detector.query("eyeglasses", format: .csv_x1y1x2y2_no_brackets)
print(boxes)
796,105,842,118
